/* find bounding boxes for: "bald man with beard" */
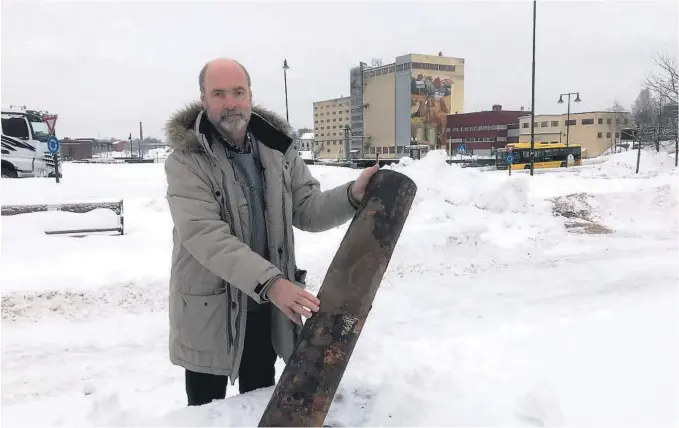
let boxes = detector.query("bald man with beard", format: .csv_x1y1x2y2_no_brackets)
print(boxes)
164,58,378,406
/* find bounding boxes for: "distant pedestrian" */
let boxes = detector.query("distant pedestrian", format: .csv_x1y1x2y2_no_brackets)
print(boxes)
163,57,378,406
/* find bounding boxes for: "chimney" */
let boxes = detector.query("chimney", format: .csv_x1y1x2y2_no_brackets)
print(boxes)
492,104,502,111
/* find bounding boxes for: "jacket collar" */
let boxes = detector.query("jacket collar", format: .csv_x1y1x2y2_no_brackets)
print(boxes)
165,101,293,155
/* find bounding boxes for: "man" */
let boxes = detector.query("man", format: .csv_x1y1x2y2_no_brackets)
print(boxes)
163,58,378,406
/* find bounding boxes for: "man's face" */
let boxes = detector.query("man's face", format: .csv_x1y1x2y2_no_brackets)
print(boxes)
201,64,252,139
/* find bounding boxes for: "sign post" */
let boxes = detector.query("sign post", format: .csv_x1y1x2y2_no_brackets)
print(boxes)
457,143,466,163
43,114,60,183
47,136,60,183
507,146,514,176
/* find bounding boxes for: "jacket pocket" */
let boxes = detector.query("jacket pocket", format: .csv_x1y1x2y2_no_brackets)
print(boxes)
178,289,229,354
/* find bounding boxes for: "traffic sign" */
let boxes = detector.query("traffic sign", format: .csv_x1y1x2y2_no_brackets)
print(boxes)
457,144,466,154
47,136,60,154
506,154,514,163
43,115,58,136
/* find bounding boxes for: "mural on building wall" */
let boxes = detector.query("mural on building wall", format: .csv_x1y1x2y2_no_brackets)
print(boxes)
410,73,453,147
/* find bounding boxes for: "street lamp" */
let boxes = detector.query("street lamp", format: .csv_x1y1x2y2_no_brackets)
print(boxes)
529,0,536,176
282,59,290,123
557,91,581,167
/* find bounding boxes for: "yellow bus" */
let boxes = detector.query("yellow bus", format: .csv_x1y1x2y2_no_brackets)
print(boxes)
495,142,583,170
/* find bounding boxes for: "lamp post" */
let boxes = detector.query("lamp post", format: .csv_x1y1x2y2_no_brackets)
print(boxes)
557,91,581,168
282,59,290,123
529,0,536,176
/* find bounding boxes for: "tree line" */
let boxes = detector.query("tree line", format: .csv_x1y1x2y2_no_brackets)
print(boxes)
631,54,678,160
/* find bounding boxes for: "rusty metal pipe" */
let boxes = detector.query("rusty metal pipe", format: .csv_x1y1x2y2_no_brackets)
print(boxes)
258,169,418,427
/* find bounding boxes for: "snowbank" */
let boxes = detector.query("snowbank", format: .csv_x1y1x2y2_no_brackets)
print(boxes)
589,148,677,178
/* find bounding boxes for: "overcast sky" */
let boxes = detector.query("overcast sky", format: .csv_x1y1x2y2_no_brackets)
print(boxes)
2,0,677,140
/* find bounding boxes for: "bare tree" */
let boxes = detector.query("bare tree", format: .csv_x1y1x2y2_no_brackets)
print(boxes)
646,54,678,104
607,101,628,153
645,53,679,163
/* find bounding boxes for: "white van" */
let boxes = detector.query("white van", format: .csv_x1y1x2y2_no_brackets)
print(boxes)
1,109,57,178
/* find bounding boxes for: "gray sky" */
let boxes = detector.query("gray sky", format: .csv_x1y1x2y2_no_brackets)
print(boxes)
2,0,677,140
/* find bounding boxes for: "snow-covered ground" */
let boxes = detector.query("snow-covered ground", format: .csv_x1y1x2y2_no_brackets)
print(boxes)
1,149,677,427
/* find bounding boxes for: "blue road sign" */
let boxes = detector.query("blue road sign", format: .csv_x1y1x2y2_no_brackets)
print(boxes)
47,136,60,154
457,144,466,154
506,154,514,163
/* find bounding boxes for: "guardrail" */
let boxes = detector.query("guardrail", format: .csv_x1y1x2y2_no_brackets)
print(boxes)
1,200,124,236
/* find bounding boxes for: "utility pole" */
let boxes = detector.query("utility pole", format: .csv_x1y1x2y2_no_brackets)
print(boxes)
139,121,144,160
635,126,642,174
282,59,290,124
529,0,536,176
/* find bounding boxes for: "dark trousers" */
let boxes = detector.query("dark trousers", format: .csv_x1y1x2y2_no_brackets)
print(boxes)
185,304,277,406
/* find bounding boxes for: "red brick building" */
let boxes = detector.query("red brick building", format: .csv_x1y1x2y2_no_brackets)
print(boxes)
444,105,530,156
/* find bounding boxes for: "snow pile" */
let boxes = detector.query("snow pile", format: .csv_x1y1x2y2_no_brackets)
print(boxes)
1,149,678,427
589,148,677,178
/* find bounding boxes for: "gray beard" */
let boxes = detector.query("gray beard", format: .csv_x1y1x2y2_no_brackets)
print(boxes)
208,113,249,145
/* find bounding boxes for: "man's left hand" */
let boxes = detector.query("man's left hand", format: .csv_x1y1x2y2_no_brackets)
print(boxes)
350,163,380,202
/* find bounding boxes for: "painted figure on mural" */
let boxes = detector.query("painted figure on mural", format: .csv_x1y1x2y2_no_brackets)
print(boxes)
410,73,453,146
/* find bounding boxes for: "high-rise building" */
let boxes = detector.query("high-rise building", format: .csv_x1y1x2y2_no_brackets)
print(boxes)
312,96,351,159
351,53,465,159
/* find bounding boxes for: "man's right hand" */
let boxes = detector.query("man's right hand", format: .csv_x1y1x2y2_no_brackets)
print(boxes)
266,278,320,325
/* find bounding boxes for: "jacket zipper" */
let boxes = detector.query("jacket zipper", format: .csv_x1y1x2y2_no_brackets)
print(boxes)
203,135,235,350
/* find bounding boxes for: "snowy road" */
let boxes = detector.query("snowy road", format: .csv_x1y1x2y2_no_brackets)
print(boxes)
2,149,677,426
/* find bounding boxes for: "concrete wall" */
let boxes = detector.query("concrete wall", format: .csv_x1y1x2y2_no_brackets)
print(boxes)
395,55,412,149
363,70,395,155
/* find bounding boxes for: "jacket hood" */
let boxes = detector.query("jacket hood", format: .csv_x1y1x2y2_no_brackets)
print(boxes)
164,101,293,152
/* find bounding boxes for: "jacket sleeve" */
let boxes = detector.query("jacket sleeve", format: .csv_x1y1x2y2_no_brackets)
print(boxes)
165,152,282,302
289,152,359,232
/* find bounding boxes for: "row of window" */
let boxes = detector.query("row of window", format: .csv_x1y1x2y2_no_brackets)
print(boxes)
316,125,349,130
363,61,457,79
315,110,350,116
449,137,499,143
448,125,507,132
314,102,349,109
315,117,350,124
522,117,629,128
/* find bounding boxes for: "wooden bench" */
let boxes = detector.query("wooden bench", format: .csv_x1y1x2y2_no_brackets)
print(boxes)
1,200,124,236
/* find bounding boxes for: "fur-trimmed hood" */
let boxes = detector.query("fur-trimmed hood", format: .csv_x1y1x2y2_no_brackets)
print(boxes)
164,101,293,152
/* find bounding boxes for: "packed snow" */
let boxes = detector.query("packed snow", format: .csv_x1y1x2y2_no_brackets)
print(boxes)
1,149,677,427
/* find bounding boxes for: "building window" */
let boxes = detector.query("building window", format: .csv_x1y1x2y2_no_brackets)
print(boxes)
565,119,576,126
607,118,612,124
581,118,594,125
598,118,603,124
551,121,559,127
541,121,548,127
597,132,603,138
606,132,611,138
522,123,529,128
